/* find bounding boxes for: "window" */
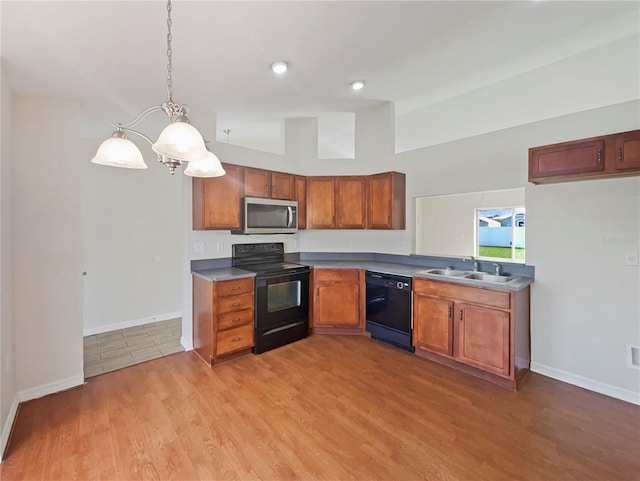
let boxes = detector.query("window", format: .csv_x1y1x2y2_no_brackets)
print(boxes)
476,207,525,261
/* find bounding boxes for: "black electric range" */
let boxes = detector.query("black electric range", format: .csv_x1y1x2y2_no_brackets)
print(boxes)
232,243,310,353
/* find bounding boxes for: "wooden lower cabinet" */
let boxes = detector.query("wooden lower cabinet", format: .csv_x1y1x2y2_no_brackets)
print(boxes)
310,268,366,334
192,275,255,366
457,303,510,376
413,294,453,356
412,278,530,390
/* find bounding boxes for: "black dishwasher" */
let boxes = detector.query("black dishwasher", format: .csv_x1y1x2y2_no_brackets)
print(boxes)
365,271,414,353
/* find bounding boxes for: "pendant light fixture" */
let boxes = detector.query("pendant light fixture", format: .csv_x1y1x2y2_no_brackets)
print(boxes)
91,0,225,178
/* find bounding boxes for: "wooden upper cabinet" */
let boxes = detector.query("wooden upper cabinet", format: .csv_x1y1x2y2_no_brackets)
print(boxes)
529,138,605,181
270,172,294,200
368,172,406,230
294,175,307,229
336,176,367,229
243,167,294,200
529,129,640,184
614,130,640,171
307,177,336,229
243,167,270,198
192,163,242,230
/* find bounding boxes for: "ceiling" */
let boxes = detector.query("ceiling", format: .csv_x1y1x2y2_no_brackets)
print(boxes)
2,1,638,140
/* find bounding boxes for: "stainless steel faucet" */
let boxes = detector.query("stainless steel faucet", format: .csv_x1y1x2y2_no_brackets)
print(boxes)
464,256,479,272
492,263,501,276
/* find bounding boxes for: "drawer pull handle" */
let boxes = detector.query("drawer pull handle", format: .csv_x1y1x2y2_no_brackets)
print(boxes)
459,310,463,321
230,286,241,291
231,337,242,342
231,302,240,307
618,148,623,162
597,149,602,164
232,318,241,323
448,306,452,318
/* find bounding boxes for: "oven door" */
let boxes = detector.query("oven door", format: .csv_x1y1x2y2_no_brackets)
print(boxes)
254,270,310,353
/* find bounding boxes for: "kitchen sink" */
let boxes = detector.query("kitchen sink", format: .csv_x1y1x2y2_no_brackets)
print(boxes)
421,268,467,277
464,272,513,283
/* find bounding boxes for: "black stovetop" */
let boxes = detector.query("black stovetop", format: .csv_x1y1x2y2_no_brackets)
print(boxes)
231,243,308,276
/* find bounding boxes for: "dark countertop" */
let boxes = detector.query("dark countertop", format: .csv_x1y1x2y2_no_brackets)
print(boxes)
302,260,532,291
191,260,533,291
192,267,256,282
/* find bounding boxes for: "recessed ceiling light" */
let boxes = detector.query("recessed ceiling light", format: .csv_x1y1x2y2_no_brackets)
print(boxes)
351,81,365,91
271,61,288,74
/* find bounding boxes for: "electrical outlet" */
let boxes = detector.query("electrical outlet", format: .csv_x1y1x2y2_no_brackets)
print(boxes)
216,242,224,252
625,250,638,266
628,345,640,370
194,242,206,253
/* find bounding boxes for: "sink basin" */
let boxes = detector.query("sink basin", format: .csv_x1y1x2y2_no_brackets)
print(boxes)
464,272,513,283
421,268,467,277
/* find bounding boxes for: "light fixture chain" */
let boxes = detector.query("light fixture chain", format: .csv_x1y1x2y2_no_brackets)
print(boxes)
166,0,173,102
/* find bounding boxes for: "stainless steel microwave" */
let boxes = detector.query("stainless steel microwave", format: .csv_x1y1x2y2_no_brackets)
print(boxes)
233,197,298,234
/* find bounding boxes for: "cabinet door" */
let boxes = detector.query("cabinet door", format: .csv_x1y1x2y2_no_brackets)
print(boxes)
192,163,242,230
243,167,271,198
368,172,406,230
615,131,640,171
336,176,366,229
413,294,453,356
271,172,294,200
307,177,336,229
456,303,510,376
529,139,605,182
294,176,306,229
314,283,360,327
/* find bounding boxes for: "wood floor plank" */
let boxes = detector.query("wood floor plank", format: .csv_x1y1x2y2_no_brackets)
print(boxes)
2,334,639,481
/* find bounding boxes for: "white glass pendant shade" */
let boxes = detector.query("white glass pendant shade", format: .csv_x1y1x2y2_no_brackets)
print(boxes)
91,136,147,169
152,121,208,161
184,151,226,178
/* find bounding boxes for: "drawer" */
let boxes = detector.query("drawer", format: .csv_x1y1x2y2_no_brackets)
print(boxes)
314,268,360,283
217,309,254,331
215,277,254,297
216,292,254,315
216,323,254,356
413,278,511,310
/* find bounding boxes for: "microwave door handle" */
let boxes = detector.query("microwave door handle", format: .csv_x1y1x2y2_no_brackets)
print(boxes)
286,206,293,227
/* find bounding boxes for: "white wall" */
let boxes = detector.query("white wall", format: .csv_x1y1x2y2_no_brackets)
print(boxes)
0,63,17,459
395,100,640,402
13,97,84,395
528,177,639,399
396,34,639,152
81,138,182,335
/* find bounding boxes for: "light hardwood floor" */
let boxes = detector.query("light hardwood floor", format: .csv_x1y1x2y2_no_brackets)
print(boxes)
2,335,639,480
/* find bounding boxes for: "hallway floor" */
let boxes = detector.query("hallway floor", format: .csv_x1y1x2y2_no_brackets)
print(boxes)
83,318,183,378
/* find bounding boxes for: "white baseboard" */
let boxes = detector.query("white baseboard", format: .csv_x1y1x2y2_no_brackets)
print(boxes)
1,395,19,462
531,362,640,405
83,311,182,336
180,336,193,351
17,374,85,404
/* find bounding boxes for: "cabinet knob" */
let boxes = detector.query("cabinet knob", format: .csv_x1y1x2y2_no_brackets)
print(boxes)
618,148,624,162
448,306,452,318
459,310,463,321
